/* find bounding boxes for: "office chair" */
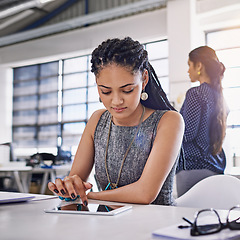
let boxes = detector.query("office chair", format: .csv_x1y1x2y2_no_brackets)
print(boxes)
175,174,240,210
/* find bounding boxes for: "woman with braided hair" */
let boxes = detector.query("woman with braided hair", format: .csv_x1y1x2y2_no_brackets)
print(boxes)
176,46,228,197
48,37,184,205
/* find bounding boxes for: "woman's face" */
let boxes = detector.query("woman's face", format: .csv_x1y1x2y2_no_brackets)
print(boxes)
187,59,199,83
96,64,146,125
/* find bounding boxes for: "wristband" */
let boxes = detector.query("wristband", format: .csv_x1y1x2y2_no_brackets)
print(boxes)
59,195,80,201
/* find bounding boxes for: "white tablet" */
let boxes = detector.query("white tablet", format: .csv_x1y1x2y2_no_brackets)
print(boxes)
44,203,132,216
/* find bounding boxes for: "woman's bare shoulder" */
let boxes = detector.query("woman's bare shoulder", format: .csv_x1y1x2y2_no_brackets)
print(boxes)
89,109,107,120
158,110,184,130
86,109,107,134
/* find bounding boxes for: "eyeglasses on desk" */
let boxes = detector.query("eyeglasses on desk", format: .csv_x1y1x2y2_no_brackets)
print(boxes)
178,205,240,236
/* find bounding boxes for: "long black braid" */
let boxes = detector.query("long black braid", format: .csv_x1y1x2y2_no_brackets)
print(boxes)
91,37,174,111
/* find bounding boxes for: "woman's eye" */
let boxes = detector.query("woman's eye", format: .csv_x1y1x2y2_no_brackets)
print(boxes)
101,91,111,95
123,89,134,93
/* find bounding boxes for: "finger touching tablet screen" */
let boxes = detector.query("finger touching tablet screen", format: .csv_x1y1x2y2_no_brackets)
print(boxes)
44,203,132,216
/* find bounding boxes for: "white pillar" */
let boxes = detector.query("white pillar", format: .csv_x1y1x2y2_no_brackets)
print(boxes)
167,0,205,110
0,67,13,164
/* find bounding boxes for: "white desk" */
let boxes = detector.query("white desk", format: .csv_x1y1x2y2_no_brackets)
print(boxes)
0,193,201,240
2,191,238,240
0,164,32,193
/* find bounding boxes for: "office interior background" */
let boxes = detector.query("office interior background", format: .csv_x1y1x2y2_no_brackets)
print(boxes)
0,0,239,173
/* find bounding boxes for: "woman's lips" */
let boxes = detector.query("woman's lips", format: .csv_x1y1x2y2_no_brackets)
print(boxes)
112,107,127,113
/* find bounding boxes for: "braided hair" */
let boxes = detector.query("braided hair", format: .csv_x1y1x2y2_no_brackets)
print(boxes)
91,37,175,111
189,46,227,155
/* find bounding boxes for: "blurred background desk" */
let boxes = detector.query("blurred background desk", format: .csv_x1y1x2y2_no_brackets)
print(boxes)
0,162,72,194
31,164,72,194
0,162,32,193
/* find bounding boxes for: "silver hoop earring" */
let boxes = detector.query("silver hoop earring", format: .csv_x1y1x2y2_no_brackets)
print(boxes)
141,91,148,101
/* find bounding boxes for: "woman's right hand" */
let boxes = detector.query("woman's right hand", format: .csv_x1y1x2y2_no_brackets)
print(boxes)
48,175,93,206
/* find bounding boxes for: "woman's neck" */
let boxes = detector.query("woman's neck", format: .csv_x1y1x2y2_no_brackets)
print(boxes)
199,75,211,85
112,104,145,127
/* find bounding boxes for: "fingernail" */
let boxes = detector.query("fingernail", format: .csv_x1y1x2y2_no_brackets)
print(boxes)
60,189,66,195
71,193,76,199
84,201,88,206
59,196,65,200
54,189,59,193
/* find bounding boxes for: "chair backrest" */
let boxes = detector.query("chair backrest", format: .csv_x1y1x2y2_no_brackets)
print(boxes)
175,174,240,210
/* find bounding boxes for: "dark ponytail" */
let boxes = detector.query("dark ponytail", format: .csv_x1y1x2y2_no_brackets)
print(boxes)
189,46,227,155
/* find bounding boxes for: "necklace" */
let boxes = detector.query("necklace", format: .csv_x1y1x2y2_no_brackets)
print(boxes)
104,106,145,190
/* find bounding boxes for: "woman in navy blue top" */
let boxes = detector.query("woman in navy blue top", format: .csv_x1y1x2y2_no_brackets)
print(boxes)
176,46,228,197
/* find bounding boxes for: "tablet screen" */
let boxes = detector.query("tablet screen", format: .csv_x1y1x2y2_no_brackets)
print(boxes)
56,203,125,213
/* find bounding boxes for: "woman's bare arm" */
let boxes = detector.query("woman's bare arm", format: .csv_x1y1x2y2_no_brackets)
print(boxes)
48,109,106,205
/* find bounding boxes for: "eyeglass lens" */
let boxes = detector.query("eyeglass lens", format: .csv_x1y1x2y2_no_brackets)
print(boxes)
195,210,221,235
227,206,240,230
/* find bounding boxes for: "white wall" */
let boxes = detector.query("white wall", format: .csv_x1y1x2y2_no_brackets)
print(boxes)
167,0,205,110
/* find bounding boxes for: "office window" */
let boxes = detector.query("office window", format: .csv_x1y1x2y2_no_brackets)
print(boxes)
13,61,60,154
12,56,103,157
61,55,103,149
207,28,240,167
145,40,169,95
13,65,38,149
12,39,169,158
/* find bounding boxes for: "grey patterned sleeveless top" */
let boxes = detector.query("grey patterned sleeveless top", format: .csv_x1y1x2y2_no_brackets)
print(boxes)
94,109,177,205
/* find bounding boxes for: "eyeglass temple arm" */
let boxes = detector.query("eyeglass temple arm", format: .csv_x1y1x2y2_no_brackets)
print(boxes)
183,217,193,225
178,217,193,229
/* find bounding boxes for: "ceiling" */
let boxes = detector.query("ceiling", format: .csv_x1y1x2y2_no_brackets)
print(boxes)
1,0,239,48
0,0,167,47
0,0,77,37
1,0,240,38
